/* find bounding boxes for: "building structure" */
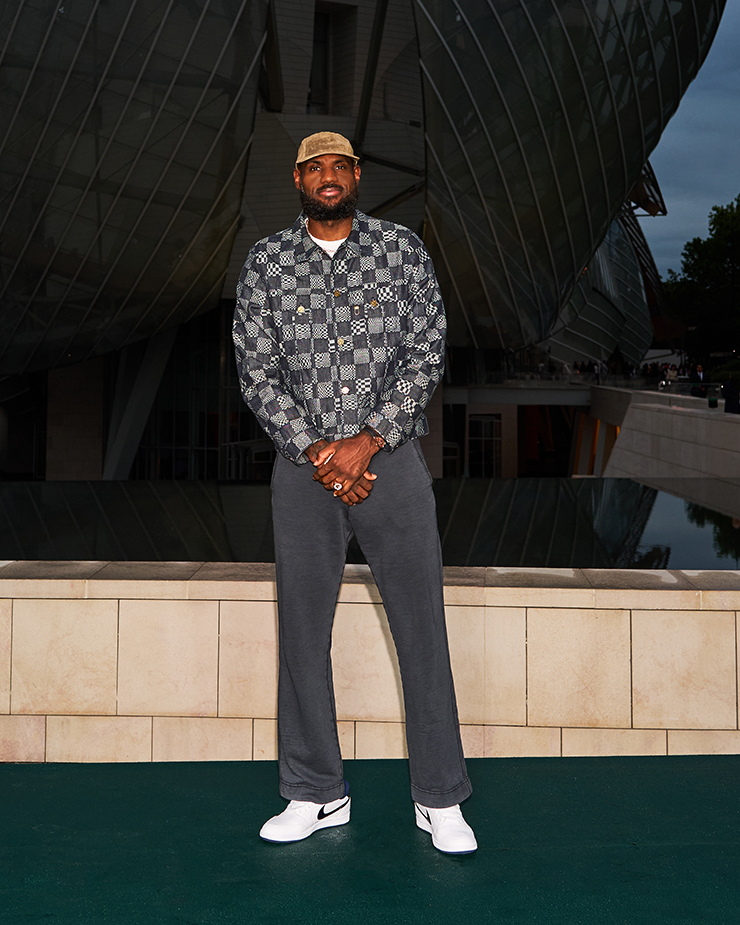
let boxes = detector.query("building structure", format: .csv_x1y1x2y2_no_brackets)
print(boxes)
0,0,727,482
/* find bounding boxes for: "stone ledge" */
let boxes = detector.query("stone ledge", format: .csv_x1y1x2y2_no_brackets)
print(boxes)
0,562,737,602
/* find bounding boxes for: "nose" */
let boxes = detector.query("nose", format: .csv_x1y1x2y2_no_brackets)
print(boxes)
319,168,339,185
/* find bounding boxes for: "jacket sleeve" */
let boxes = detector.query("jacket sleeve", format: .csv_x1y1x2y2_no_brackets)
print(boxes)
232,256,322,463
363,240,447,448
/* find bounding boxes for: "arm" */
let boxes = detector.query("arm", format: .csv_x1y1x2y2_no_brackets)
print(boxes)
232,259,322,463
362,241,447,449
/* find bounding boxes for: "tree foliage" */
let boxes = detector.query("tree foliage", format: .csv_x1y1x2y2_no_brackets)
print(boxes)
685,503,740,565
663,194,740,367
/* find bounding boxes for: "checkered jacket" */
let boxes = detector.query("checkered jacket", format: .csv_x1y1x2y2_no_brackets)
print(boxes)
233,210,446,464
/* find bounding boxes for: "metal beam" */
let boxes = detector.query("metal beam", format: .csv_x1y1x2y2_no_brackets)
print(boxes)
353,0,390,154
102,328,178,480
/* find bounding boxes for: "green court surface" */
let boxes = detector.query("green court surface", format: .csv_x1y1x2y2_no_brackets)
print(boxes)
1,755,738,924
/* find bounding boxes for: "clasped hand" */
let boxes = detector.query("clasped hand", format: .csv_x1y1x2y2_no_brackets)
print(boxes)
307,433,378,506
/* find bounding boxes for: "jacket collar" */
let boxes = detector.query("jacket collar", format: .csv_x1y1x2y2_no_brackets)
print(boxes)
292,211,364,262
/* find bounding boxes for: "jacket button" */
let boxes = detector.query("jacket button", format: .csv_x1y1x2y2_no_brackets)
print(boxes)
337,337,344,345
341,386,350,394
334,289,341,297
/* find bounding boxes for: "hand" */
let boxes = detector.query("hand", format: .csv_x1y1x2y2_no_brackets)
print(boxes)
305,438,331,465
336,472,376,506
310,432,379,502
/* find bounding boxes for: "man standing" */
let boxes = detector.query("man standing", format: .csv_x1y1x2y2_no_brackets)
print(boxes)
233,132,475,854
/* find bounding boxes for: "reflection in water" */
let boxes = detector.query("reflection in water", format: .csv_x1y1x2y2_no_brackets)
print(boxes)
0,479,737,568
433,478,658,568
685,504,740,568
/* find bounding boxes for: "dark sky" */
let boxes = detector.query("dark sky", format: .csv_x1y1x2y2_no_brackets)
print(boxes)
638,3,740,279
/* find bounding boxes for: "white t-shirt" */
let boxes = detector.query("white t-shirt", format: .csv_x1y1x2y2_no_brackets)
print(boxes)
307,227,347,258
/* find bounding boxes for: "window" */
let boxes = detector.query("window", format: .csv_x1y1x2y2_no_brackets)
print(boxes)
307,4,357,116
468,414,502,477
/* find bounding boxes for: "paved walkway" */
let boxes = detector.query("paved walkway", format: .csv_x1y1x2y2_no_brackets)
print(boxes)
1,755,738,923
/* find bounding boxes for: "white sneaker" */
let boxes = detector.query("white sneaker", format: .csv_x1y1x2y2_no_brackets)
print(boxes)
259,793,351,843
414,803,477,854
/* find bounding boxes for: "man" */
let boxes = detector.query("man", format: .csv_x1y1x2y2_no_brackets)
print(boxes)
690,363,707,397
233,132,475,854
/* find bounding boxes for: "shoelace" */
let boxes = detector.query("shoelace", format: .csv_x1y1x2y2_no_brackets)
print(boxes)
286,801,319,815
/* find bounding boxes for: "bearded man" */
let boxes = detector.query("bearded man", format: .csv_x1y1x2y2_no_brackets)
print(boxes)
233,132,476,854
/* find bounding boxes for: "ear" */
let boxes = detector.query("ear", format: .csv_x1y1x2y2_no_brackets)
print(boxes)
293,167,302,190
353,164,361,184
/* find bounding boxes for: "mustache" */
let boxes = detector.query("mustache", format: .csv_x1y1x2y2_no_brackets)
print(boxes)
304,183,344,193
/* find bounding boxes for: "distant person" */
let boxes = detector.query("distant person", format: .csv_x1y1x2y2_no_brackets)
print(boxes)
690,364,707,397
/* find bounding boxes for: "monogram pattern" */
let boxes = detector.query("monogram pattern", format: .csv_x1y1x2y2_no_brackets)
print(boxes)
233,211,446,463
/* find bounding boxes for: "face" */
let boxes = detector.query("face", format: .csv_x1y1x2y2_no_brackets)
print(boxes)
293,154,361,222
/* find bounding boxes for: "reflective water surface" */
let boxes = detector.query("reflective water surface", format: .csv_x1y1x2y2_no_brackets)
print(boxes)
0,478,737,568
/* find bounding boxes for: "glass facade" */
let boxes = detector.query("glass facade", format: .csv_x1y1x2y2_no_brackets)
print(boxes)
414,0,725,364
0,0,267,376
0,0,728,483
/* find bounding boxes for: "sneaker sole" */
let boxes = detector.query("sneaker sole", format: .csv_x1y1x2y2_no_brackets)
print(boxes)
260,799,351,843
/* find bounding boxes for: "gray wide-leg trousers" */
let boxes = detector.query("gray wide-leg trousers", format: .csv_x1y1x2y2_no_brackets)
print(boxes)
270,439,472,808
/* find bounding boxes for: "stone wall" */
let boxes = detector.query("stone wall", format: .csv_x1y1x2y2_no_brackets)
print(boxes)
1,562,739,762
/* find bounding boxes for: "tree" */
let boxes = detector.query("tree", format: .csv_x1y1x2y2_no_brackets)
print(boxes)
685,503,740,566
663,194,740,369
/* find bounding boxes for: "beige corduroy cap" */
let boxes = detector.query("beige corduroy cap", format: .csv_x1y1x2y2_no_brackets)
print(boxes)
295,132,359,168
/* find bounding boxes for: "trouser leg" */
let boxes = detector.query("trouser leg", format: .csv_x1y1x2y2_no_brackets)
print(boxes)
350,441,472,808
271,453,350,803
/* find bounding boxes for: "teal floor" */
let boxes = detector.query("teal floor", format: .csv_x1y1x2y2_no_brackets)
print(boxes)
2,756,739,924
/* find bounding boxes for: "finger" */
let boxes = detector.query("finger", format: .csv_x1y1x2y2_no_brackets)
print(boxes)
363,470,377,480
317,473,341,489
314,461,339,478
313,447,334,467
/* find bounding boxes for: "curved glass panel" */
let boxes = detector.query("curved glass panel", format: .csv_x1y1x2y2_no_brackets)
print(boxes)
0,0,267,375
414,0,725,352
546,211,653,367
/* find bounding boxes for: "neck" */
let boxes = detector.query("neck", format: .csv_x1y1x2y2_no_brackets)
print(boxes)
306,215,354,240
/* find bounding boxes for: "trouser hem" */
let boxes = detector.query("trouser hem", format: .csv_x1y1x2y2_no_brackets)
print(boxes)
410,776,473,809
279,779,346,804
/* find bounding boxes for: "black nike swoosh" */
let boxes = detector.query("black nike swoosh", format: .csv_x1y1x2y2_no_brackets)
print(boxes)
418,807,431,823
317,797,350,820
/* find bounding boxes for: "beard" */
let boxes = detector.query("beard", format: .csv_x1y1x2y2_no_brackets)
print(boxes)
299,183,359,222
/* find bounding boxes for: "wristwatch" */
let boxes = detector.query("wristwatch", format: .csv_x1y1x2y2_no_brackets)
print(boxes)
363,426,385,450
